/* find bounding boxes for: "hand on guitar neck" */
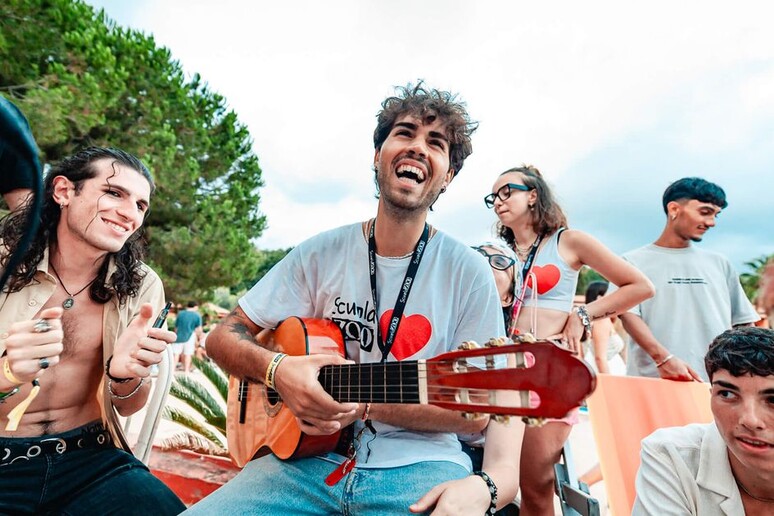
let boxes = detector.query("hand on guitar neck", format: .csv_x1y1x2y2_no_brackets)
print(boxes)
273,354,360,436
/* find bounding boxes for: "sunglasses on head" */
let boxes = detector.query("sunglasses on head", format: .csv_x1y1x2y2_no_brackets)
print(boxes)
472,246,515,270
484,183,531,209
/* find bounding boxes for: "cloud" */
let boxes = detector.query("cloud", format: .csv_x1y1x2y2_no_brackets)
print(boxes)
88,0,774,269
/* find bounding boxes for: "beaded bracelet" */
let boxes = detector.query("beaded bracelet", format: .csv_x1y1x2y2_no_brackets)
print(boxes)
573,304,593,341
108,377,146,400
472,470,498,515
105,355,133,384
265,353,288,390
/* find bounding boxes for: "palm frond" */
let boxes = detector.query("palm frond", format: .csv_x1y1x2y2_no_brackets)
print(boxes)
192,357,228,401
160,431,228,457
162,406,226,449
169,376,226,430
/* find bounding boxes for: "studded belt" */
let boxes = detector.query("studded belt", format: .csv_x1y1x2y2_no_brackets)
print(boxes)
0,421,113,467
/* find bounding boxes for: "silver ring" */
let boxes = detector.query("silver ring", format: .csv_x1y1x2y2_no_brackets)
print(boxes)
39,357,50,370
33,319,52,333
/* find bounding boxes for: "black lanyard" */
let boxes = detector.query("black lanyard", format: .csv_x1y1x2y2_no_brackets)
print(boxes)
517,233,544,284
507,233,544,339
368,220,429,363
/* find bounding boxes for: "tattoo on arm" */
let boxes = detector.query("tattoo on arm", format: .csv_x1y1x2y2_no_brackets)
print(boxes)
226,311,260,345
592,311,616,321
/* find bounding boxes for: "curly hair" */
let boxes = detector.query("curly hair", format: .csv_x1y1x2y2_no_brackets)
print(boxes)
373,81,477,177
0,147,154,305
496,165,568,247
705,327,774,380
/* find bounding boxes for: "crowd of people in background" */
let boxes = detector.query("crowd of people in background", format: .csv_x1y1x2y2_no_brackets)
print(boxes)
2,83,774,515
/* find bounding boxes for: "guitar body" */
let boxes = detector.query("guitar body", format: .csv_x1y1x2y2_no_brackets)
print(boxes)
226,317,345,468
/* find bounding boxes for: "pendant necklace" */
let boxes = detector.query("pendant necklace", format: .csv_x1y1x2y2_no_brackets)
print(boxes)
48,262,97,310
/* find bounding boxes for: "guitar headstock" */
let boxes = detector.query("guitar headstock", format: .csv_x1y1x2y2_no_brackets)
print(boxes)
424,339,596,420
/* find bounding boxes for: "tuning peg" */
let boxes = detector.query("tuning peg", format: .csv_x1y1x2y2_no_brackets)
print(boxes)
521,416,546,427
514,333,537,343
492,415,510,424
458,340,479,350
462,412,481,420
485,336,508,347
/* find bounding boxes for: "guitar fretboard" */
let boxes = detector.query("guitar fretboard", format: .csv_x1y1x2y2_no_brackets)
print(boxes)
319,361,422,403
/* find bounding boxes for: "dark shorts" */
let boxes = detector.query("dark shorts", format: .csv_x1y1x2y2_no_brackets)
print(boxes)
0,421,185,515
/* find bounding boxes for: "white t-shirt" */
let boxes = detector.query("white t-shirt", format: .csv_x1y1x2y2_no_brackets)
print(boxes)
239,222,504,469
620,244,759,380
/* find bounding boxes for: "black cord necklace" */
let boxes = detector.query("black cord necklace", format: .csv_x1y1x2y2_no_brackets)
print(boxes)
48,262,97,310
737,479,774,503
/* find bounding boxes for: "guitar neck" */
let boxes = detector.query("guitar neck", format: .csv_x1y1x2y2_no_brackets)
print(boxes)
319,361,424,404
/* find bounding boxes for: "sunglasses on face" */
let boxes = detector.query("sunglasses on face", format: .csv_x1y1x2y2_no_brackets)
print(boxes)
472,246,516,270
484,183,531,209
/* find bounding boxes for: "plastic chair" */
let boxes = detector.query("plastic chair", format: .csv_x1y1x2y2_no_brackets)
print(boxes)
554,441,601,516
585,374,713,516
121,345,175,465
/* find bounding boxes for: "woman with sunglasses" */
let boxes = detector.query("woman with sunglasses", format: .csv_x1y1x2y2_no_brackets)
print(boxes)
486,165,654,515
472,243,517,330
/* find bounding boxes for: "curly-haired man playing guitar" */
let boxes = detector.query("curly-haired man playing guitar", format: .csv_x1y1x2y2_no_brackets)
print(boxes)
187,83,524,515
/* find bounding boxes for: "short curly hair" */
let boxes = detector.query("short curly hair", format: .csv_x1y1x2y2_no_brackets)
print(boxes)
705,327,774,380
373,81,477,176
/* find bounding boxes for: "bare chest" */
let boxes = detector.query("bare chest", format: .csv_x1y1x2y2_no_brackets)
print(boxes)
43,290,104,359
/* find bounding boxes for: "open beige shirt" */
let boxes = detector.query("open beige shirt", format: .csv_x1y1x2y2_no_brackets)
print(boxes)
633,422,744,515
0,246,165,451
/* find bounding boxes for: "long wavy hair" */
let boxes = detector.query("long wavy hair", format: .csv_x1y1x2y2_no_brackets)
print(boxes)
0,147,154,305
496,165,568,248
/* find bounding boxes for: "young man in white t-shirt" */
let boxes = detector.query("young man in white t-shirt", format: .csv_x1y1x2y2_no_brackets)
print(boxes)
187,83,523,515
618,177,759,381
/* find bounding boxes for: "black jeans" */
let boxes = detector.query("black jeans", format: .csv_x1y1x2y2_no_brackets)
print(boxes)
0,421,185,515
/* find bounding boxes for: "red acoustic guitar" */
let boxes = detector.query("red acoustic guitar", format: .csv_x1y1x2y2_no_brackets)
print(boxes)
226,317,595,468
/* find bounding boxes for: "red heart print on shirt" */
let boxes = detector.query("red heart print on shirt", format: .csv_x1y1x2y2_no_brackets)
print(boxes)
527,264,561,294
378,310,432,360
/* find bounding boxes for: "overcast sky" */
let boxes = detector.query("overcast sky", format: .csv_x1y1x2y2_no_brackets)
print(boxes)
87,0,774,271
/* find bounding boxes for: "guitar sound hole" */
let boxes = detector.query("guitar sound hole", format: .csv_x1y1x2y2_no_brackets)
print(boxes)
266,387,281,405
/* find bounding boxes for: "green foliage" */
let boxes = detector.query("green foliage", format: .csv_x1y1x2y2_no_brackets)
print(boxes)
193,356,229,402
161,406,227,455
231,247,293,294
161,357,229,455
740,254,774,302
576,266,606,296
0,0,266,300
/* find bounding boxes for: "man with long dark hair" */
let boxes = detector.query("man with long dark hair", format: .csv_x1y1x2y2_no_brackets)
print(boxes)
0,147,184,514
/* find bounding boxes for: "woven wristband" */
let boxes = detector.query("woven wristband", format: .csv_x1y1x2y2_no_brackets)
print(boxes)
265,353,287,390
472,471,498,515
3,358,23,385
